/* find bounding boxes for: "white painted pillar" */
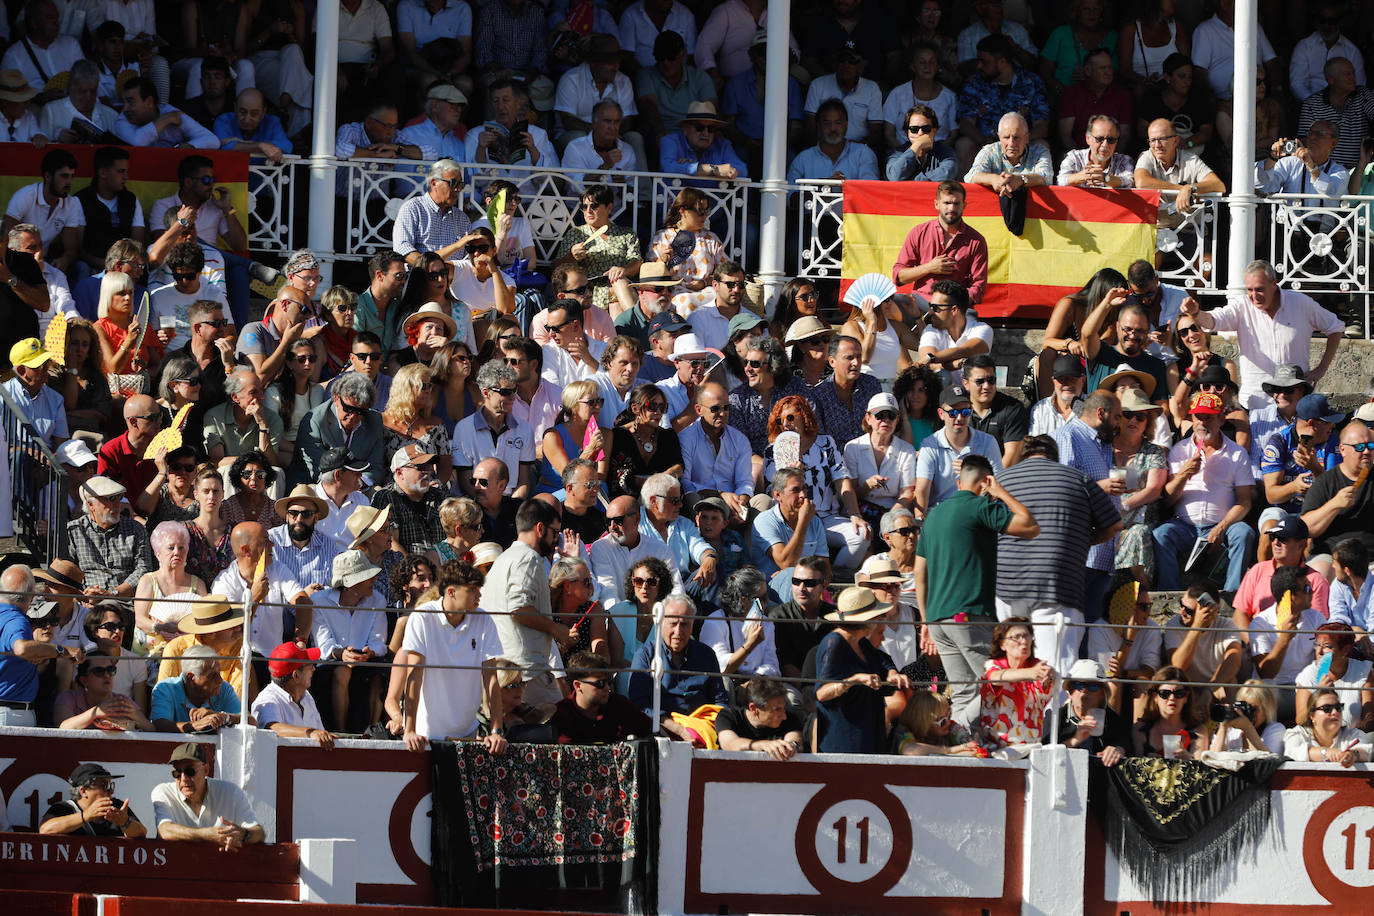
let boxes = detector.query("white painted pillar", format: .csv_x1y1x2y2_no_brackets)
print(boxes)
299,838,359,904
308,0,341,285
1227,0,1260,294
1023,746,1089,916
755,0,792,317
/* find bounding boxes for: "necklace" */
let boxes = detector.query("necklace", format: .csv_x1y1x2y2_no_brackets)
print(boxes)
634,423,656,454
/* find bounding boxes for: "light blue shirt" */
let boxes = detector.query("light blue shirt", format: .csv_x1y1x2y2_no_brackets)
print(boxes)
659,130,749,179
786,141,879,182
1247,403,1292,475
915,428,1003,510
1052,416,1118,570
395,0,472,47
213,111,292,155
1330,578,1371,630
750,505,827,579
1254,155,1350,207
638,514,712,573
592,371,632,430
679,420,755,496
150,676,241,724
2,377,68,446
966,140,1054,183
395,117,466,162
266,525,338,587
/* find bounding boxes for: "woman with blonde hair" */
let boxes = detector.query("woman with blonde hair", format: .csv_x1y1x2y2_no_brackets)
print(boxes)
94,270,163,397
383,362,453,488
648,187,725,314
317,285,358,379
550,556,608,663
537,379,608,493
895,689,981,756
1211,680,1284,754
426,496,483,567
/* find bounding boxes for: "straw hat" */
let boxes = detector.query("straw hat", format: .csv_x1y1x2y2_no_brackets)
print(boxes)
346,505,392,549
682,100,727,126
471,542,503,567
177,595,244,634
1117,388,1161,413
823,586,892,623
401,302,458,338
0,69,36,103
857,556,904,584
273,484,331,522
783,316,831,344
1097,368,1156,398
632,262,679,287
33,559,85,592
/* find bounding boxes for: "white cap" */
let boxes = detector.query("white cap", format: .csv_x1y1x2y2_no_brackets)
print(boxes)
866,392,899,414
1355,403,1374,424
56,439,98,468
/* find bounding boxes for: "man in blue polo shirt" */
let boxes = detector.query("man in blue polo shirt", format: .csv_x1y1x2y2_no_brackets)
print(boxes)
0,564,81,726
786,99,879,182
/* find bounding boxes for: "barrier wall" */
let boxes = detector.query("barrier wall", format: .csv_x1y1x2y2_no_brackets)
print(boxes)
4,727,1374,913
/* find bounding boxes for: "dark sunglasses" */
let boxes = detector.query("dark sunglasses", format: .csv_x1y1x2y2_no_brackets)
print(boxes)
196,175,216,185
1068,681,1103,693
286,508,317,519
888,526,916,537
339,402,369,417
562,284,590,296
1345,442,1373,453
1177,324,1200,335
578,678,611,689
171,766,199,778
546,320,576,333
352,351,383,362
1315,703,1345,714
657,494,683,505
196,318,229,330
465,243,493,255
169,462,196,473
171,271,198,281
425,270,447,281
906,123,936,134
872,410,897,421
718,279,745,290
793,577,824,588
486,386,516,397
745,359,766,369
87,665,117,676
631,575,658,586
607,515,629,525
1155,688,1187,700
1122,410,1148,421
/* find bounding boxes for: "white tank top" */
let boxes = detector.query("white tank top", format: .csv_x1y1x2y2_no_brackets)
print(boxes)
1131,19,1179,81
866,321,904,384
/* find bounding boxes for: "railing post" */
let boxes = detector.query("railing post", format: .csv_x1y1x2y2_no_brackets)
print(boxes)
308,0,341,284
756,0,793,317
1227,0,1260,295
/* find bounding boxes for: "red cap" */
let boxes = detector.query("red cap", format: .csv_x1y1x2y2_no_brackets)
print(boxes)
267,641,321,678
1188,392,1225,416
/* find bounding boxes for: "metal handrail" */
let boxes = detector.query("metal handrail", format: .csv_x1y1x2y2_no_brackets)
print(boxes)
0,383,70,562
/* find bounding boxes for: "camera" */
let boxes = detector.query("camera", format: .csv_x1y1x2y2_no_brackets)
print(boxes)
1210,700,1255,722
1283,139,1299,155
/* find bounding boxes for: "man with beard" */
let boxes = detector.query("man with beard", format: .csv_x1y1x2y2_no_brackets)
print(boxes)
687,261,750,353
786,98,879,183
593,335,643,428
3,148,84,275
553,650,653,743
893,181,988,307
1029,354,1087,436
589,495,680,604
561,459,608,544
369,444,444,554
65,476,154,598
481,499,568,704
501,335,562,443
266,485,337,587
1081,292,1169,405
613,276,672,350
1052,391,1124,625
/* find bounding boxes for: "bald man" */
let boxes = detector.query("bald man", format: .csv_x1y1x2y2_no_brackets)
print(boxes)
213,88,293,163
679,382,754,515
96,394,164,506
474,457,520,544
587,495,682,604
1134,117,1226,229
211,522,318,660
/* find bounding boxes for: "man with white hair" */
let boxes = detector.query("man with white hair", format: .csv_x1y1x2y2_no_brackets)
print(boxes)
965,111,1052,194
627,592,728,724
370,444,444,553
39,59,117,143
641,473,719,595
453,361,535,499
391,159,476,267
660,333,717,433
7,224,72,338
1134,117,1227,235
0,564,82,725
1179,260,1344,409
589,495,681,603
150,645,242,733
65,476,155,597
314,449,371,550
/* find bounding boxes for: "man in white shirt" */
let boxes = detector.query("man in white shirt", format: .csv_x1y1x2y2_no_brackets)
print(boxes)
400,559,507,752
7,223,74,336
620,0,698,68
554,34,641,153
679,381,753,511
1190,0,1280,100
802,41,884,145
1029,354,1086,436
1254,120,1350,204
151,743,264,847
541,299,607,386
452,361,536,498
211,521,312,656
114,77,219,149
588,495,682,604
311,549,389,732
914,281,992,387
150,241,228,352
2,147,84,273
1180,260,1344,409
250,641,335,747
1250,565,1324,686
0,0,84,93
1288,3,1364,101
313,448,371,550
561,99,639,182
593,335,643,430
659,332,720,433
39,60,115,142
686,260,746,352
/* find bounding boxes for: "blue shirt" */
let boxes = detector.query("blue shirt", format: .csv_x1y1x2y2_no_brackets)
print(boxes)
396,0,472,47
212,112,293,155
150,676,242,724
1330,579,1371,630
395,117,465,162
957,69,1051,137
0,604,37,702
885,143,958,182
658,130,750,179
1052,416,1118,570
267,525,339,586
639,515,712,573
627,636,728,718
1,377,68,445
721,70,802,140
751,504,827,579
786,141,879,182
915,428,1004,510
1259,423,1340,512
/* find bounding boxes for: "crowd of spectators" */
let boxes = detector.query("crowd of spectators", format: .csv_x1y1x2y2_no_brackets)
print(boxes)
0,0,1372,780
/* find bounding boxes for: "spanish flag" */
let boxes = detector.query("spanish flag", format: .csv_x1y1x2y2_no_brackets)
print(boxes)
841,181,1159,321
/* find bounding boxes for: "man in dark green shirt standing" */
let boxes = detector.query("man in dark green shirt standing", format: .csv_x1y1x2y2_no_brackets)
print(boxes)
914,454,1039,727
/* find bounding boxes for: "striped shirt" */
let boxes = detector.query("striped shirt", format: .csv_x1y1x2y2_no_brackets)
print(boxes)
266,525,339,587
995,457,1120,610
391,192,472,259
1052,417,1118,571
1298,87,1374,170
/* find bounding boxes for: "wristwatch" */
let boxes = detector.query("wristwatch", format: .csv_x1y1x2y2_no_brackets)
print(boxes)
6,276,17,288
177,217,191,229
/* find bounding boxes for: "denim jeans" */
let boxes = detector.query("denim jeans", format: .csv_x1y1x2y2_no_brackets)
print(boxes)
222,250,252,329
1152,519,1257,592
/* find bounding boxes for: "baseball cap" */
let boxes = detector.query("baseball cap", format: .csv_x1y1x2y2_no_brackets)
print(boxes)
320,448,369,475
940,385,972,408
70,763,121,787
267,641,322,678
867,392,899,414
168,742,209,764
55,439,99,468
649,312,690,336
9,337,53,369
1052,354,1086,379
1188,392,1225,415
390,442,436,473
1269,513,1309,541
1296,393,1344,424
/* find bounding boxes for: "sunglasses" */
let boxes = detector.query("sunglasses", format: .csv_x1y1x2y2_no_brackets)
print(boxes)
132,413,161,424
684,359,710,370
339,402,369,417
30,614,58,627
608,515,630,525
169,463,197,473
1068,681,1103,693
906,123,936,134
656,494,683,505
174,376,203,386
1344,442,1373,453
797,290,819,301
888,526,915,537
704,403,729,414
1177,324,1200,335
546,320,576,334
471,478,493,487
425,270,447,281
1155,688,1187,700
171,766,199,779
718,280,745,290
578,677,611,689
944,407,973,418
562,284,590,296
793,577,824,588
331,303,358,313
293,353,317,363
631,575,658,586
197,318,230,329
686,123,716,134
1122,410,1148,421
87,665,117,676
644,401,668,413
241,469,269,480
486,386,516,397
466,243,493,255
1089,135,1118,144
581,397,606,408
745,359,766,369
352,351,383,362
967,377,996,386
286,509,317,519
196,175,216,185
171,271,198,281
1315,703,1345,714
873,410,897,421
438,177,464,189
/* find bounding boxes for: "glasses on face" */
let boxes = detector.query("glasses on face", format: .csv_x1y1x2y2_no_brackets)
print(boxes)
906,123,936,134
704,403,729,414
1155,688,1186,701
718,279,745,290
1344,442,1373,453
657,493,683,505
169,462,197,474
132,413,161,424
286,509,316,520
425,270,447,281
1089,135,1118,144
486,386,516,398
693,205,712,215
293,353,317,363
438,177,464,189
872,410,897,422
1003,632,1032,643
340,402,369,417
1122,410,1147,422
1199,383,1226,393
793,577,824,589
352,351,383,362
796,290,820,303
929,303,959,313
1148,135,1178,145
171,766,198,779
197,318,229,330
1068,681,1103,693
98,620,126,633
174,376,203,387
172,271,198,282
1119,326,1147,338
562,284,590,296
889,526,915,537
644,401,668,414
580,397,606,409
745,359,766,369
1315,702,1344,715
466,243,493,255
578,677,611,689
967,376,996,387
331,303,358,314
85,780,116,793
581,201,607,212
87,665,117,676
1177,324,1200,335
631,575,657,587
944,407,972,418
242,469,268,481
686,123,715,134
196,175,216,185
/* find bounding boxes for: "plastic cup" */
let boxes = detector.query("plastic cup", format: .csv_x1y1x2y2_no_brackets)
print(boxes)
1161,735,1182,759
1109,468,1127,482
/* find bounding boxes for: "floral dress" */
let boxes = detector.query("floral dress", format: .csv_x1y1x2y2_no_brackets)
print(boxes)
382,419,451,475
553,222,642,312
648,226,724,314
1114,440,1167,580
185,521,233,587
979,657,1051,745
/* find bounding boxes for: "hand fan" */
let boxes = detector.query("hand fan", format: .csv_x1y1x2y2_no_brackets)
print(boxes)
665,229,696,269
1106,578,1138,626
485,188,506,227
843,273,897,311
44,311,67,367
142,404,192,458
131,291,150,356
773,430,801,471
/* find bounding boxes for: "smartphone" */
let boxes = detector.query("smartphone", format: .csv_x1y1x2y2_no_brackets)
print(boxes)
1317,651,1334,682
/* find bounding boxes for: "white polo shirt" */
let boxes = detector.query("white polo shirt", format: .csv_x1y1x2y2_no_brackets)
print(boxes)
151,777,259,834
250,680,325,730
451,409,536,493
3,182,86,250
401,600,503,741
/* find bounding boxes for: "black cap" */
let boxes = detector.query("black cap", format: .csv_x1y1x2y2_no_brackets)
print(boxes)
320,448,369,475
1195,364,1236,390
939,385,972,407
70,763,121,787
1269,513,1309,541
1052,354,1085,379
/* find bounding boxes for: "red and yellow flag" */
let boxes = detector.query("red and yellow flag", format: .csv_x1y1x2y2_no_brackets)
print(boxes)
0,143,250,253
841,181,1159,321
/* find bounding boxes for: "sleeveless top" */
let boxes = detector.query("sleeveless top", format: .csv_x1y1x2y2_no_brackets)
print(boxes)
1130,19,1179,81
866,321,903,385
536,424,579,494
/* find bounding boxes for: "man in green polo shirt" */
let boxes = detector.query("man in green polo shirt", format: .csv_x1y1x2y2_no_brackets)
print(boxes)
914,454,1039,727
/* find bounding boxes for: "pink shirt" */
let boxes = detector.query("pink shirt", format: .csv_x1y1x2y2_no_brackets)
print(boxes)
1206,290,1345,409
1234,559,1331,621
530,301,617,345
891,219,989,303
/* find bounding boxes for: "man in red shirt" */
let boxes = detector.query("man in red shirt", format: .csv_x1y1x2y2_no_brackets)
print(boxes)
552,651,653,744
891,180,989,305
95,393,163,506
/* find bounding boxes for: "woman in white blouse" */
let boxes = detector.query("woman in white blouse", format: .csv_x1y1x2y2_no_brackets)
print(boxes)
844,392,918,526
1285,688,1372,767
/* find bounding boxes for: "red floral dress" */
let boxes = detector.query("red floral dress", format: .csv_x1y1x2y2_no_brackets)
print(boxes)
979,657,1051,745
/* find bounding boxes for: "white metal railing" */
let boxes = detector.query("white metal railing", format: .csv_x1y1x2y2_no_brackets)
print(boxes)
1261,193,1372,295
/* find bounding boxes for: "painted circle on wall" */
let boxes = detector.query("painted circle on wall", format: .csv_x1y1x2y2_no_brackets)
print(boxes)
794,782,911,897
1304,785,1374,904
